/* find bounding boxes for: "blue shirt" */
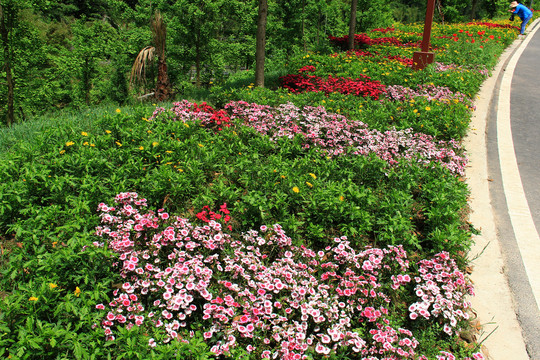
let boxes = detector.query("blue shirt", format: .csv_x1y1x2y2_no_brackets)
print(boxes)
513,4,533,21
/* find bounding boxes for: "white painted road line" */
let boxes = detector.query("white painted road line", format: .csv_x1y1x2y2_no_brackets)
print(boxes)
497,23,540,314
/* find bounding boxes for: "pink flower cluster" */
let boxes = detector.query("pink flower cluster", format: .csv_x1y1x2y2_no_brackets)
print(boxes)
385,84,475,109
225,101,468,175
434,62,489,77
150,100,232,131
93,193,479,359
408,252,475,336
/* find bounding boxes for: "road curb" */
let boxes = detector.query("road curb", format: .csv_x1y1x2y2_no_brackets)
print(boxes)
465,19,540,360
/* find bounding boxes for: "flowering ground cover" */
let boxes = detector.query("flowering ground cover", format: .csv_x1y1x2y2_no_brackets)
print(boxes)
0,16,536,360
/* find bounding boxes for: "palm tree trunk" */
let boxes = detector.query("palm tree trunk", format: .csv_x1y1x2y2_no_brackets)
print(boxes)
155,58,171,101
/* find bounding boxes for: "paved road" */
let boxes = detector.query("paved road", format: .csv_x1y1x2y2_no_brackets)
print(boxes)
487,19,540,359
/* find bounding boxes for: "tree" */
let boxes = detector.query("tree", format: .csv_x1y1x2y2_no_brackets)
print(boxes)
255,0,267,87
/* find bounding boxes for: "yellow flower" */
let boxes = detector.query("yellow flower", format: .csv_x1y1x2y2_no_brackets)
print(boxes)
292,186,300,193
105,130,111,134
59,150,66,155
198,143,204,147
81,131,88,136
413,109,418,113
425,106,431,111
83,141,89,146
139,146,144,150
339,195,345,201
115,109,121,113
74,287,81,297
116,141,122,147
90,143,95,147
309,173,317,180
65,141,74,146
178,168,183,172
49,283,58,289
29,296,38,301
152,142,159,147
306,182,313,188
166,150,173,153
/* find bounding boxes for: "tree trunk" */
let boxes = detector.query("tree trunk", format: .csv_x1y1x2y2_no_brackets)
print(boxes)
83,58,91,105
155,57,171,101
0,5,14,126
255,0,267,88
195,35,201,88
348,0,358,51
470,0,478,20
302,0,307,52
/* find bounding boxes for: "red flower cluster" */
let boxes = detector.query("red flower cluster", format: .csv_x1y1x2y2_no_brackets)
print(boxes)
196,203,232,231
466,21,520,30
280,70,386,99
370,27,395,33
328,34,420,50
298,65,316,73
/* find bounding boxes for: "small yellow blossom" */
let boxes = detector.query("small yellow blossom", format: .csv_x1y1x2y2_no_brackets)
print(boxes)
59,150,66,155
152,142,159,147
65,141,74,146
178,169,183,172
74,287,81,297
105,130,111,134
139,146,144,150
292,186,300,193
115,109,121,113
29,296,38,301
83,141,89,146
116,141,122,146
198,143,204,147
81,131,88,136
425,106,431,111
339,196,345,201
309,173,317,180
306,182,313,188
49,283,58,289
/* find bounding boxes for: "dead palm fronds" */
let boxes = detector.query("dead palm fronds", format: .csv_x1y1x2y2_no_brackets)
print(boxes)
152,11,166,59
129,45,155,89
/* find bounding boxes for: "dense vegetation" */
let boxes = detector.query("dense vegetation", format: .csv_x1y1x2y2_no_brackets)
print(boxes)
0,0,533,359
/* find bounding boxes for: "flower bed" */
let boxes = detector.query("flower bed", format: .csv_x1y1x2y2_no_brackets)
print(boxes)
94,192,481,360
